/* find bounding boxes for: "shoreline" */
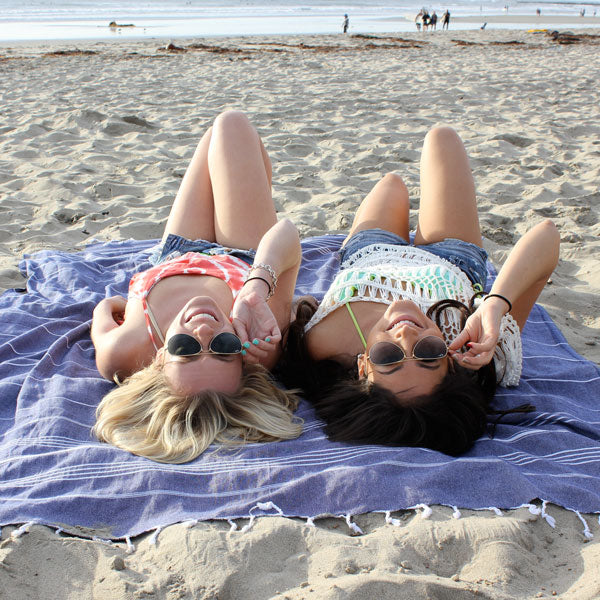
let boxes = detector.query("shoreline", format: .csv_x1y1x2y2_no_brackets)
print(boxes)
1,13,600,44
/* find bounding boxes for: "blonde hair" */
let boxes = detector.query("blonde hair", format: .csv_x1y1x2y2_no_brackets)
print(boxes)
93,363,302,463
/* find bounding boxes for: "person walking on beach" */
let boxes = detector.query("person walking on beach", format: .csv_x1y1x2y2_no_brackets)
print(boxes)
442,9,450,29
282,126,559,456
422,9,430,31
342,14,349,33
92,110,302,463
415,10,423,31
430,11,438,30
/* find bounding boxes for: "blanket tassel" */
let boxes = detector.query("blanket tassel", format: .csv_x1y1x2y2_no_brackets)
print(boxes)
343,514,364,535
541,500,556,528
148,526,163,546
410,503,432,519
384,511,402,527
239,501,284,533
573,510,593,540
125,536,135,554
10,521,36,540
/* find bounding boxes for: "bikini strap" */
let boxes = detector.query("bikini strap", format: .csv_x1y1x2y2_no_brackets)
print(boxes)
345,302,367,350
145,300,165,349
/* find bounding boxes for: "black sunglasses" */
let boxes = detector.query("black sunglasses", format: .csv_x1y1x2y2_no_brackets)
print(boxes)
166,332,243,357
367,336,448,366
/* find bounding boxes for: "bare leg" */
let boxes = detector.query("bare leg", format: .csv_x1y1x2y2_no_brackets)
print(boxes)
208,111,276,250
343,173,410,244
161,126,216,242
414,126,483,247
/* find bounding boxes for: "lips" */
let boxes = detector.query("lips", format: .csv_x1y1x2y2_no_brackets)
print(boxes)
386,316,422,331
185,309,218,323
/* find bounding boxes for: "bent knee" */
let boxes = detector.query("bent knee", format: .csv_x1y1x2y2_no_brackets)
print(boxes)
424,125,462,147
212,110,252,131
380,172,408,196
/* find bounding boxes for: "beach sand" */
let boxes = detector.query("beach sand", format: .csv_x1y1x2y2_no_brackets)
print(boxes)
0,28,599,599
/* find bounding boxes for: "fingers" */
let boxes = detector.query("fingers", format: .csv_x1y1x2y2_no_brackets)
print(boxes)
241,338,279,364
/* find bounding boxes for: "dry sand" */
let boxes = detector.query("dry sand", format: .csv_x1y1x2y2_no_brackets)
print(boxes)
0,28,599,599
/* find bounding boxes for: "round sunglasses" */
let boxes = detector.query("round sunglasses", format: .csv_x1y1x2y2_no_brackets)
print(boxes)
367,335,448,366
166,332,243,358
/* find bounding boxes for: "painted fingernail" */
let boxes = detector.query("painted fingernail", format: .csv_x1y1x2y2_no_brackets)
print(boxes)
265,337,271,343
243,342,251,349
241,349,247,356
466,343,473,348
252,338,260,345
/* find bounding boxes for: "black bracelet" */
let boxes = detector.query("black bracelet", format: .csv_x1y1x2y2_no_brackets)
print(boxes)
243,276,273,299
484,293,512,312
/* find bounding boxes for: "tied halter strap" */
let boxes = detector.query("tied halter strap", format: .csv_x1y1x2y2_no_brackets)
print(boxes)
345,302,367,351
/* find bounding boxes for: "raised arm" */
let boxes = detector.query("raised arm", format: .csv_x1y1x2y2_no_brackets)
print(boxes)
450,219,560,368
231,218,301,369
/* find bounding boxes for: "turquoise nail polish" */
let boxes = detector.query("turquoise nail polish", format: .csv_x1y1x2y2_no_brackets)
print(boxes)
241,349,247,356
252,338,260,345
265,337,271,343
243,342,251,349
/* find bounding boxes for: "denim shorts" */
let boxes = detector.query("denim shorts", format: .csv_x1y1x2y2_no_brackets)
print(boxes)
149,233,256,267
340,228,488,288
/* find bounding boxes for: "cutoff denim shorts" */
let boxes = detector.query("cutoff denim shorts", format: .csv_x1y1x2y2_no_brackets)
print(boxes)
340,228,488,288
149,233,256,267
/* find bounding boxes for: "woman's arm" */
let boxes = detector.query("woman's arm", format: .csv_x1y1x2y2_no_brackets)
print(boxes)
91,296,155,380
231,218,301,369
450,219,560,368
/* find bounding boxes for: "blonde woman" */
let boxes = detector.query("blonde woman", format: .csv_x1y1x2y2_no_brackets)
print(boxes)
91,111,302,463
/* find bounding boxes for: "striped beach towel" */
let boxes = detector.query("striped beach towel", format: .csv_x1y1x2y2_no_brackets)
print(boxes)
0,236,599,539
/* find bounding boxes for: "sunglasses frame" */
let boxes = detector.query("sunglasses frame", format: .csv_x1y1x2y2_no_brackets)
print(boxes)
366,335,448,366
166,332,243,358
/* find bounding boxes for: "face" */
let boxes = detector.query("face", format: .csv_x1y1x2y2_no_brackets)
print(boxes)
159,296,243,396
357,300,449,404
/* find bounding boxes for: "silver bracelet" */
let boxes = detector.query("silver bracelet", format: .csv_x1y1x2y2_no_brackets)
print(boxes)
247,262,278,293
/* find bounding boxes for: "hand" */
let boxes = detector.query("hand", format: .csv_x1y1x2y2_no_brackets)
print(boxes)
231,290,281,366
449,300,505,370
94,295,127,326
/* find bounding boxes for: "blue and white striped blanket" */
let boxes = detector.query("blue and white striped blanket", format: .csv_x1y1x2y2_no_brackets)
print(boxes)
1,236,599,539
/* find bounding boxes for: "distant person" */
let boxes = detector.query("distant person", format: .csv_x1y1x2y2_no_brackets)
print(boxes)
430,11,438,29
536,8,541,16
442,9,450,29
415,10,423,31
423,9,430,31
480,22,487,30
342,14,349,33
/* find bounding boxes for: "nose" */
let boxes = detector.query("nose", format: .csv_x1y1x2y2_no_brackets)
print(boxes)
191,321,216,345
391,324,420,353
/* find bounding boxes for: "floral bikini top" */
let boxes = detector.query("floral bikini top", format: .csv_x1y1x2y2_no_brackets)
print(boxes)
128,252,249,351
306,243,522,387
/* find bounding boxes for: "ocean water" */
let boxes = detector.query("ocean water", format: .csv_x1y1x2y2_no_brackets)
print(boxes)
0,0,594,42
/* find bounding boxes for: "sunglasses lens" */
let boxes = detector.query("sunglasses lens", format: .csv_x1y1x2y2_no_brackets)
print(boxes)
369,342,405,366
167,334,202,357
209,332,242,354
413,336,447,360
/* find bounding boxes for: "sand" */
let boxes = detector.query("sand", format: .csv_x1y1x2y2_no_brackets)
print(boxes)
0,28,599,599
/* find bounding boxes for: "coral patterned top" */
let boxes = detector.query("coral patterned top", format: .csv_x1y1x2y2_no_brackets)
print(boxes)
128,252,249,350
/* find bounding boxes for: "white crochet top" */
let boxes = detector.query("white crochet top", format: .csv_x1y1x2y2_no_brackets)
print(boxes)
306,244,522,387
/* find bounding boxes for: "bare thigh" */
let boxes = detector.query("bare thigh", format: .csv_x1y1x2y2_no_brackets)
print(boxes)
208,111,277,250
344,173,410,244
414,126,483,247
161,126,216,242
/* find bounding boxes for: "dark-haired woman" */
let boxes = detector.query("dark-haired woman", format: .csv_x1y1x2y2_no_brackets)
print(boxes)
282,126,560,455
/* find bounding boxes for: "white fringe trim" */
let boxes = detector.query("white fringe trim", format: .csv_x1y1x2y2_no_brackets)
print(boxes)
342,514,364,535
10,521,36,539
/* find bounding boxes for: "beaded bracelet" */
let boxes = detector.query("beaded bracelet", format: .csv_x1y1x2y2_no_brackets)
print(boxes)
248,263,278,289
484,293,512,313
